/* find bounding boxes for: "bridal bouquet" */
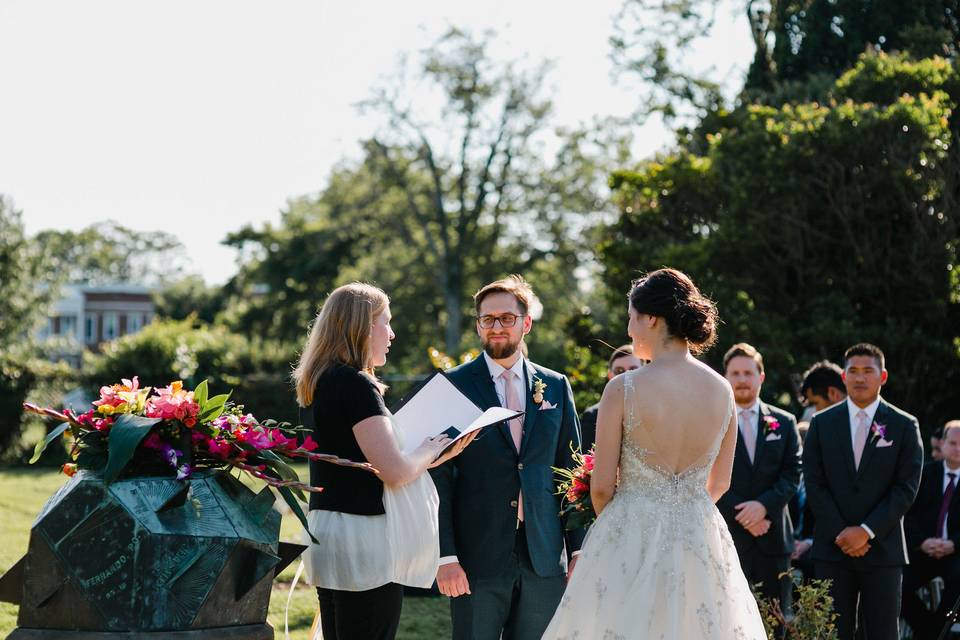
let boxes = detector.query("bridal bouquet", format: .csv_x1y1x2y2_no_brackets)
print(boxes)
24,376,374,538
554,446,596,530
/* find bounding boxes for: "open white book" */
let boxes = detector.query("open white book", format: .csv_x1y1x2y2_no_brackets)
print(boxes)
391,370,523,455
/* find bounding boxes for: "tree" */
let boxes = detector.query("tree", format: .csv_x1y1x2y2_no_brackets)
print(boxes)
34,222,189,286
0,196,63,455
600,52,960,431
611,0,960,121
224,28,627,374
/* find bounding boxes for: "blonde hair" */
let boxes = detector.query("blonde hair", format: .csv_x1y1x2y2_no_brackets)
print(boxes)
293,282,389,407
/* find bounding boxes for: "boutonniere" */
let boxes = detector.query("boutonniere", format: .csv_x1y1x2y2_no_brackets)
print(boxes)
870,421,888,443
532,377,547,404
761,414,781,437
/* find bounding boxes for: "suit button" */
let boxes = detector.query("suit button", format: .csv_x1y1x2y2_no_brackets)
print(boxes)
517,463,524,470
510,500,519,508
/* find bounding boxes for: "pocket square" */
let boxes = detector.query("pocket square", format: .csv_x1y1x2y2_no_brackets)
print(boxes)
765,433,781,441
875,438,894,448
539,400,557,411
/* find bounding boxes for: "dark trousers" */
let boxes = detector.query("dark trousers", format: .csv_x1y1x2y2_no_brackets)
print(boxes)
815,560,902,640
739,548,793,615
901,552,960,640
316,581,404,640
451,525,566,640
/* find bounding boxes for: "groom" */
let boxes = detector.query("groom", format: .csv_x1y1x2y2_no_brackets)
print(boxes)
803,343,924,640
429,275,585,640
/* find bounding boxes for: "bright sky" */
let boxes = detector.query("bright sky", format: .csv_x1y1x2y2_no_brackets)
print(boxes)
4,0,753,285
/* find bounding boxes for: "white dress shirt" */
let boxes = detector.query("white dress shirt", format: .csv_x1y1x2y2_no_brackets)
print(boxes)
846,396,882,540
943,463,960,538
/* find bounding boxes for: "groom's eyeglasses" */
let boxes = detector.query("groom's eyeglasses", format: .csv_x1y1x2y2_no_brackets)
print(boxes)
477,313,526,329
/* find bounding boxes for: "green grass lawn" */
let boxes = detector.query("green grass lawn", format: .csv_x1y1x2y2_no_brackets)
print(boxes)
0,467,451,639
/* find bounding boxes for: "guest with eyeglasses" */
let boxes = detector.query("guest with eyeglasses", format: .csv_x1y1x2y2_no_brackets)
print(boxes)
429,274,585,640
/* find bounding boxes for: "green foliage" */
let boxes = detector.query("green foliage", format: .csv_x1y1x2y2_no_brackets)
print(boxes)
0,355,37,458
602,52,960,428
221,29,623,381
153,275,226,324
33,222,188,286
756,577,839,640
83,318,299,422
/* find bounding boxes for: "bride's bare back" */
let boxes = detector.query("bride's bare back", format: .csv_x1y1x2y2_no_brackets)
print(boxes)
592,353,738,508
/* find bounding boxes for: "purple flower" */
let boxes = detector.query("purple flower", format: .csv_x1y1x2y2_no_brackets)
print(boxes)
176,464,192,481
871,422,887,440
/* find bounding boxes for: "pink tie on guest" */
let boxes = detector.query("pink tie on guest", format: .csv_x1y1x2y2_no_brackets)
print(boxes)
739,409,756,463
500,369,524,522
853,410,869,469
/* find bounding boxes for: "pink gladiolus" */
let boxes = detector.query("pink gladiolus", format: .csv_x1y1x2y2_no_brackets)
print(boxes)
205,437,232,459
300,435,319,452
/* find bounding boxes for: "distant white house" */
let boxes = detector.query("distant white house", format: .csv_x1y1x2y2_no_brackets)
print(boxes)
37,284,155,367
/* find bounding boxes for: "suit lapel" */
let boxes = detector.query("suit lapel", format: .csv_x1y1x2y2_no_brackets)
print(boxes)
468,357,517,452
519,359,540,457
855,401,883,480
834,403,857,478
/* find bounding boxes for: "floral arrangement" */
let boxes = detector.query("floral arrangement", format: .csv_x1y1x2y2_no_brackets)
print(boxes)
553,446,596,530
24,376,375,538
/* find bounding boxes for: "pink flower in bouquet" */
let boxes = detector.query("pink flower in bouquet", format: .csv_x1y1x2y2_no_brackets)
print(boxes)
266,429,298,451
301,435,319,452
93,377,147,415
146,381,200,427
233,426,274,450
582,453,595,472
76,409,114,433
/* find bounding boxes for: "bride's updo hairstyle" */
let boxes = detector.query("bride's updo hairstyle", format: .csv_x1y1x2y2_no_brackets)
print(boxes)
629,268,718,354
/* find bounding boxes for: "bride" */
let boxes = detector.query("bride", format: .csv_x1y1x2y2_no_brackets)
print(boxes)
543,268,767,639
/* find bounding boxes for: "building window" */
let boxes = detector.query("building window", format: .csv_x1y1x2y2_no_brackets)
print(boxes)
128,313,142,334
85,316,96,343
103,313,119,341
61,315,77,338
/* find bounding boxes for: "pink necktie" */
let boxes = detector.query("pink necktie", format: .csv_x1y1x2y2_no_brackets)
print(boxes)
853,410,869,469
739,409,756,463
500,369,523,521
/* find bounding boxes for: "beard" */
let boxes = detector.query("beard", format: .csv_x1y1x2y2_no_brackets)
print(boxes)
733,387,758,405
483,336,521,360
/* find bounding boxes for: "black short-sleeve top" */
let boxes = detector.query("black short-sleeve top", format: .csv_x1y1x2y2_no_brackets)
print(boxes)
302,364,389,515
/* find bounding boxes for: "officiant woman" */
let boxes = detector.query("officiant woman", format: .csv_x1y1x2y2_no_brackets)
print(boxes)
293,282,476,640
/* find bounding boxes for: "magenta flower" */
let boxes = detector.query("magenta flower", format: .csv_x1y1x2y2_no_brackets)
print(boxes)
145,381,200,427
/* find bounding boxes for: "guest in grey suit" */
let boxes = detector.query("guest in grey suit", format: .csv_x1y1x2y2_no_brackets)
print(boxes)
429,275,585,640
803,343,924,640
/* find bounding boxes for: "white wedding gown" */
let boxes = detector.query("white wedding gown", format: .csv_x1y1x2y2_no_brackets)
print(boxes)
542,370,767,640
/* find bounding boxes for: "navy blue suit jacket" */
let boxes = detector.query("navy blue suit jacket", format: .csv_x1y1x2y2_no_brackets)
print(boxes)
803,398,923,566
428,355,586,579
717,401,802,557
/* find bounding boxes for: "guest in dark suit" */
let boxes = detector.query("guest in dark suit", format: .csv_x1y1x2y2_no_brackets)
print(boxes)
718,343,802,618
901,420,960,639
429,275,585,640
578,344,644,450
803,343,924,640
791,361,847,575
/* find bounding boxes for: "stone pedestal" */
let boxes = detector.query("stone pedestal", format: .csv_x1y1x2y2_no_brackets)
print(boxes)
0,470,303,638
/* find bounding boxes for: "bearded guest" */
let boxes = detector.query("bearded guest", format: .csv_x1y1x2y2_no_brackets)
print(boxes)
718,343,801,621
429,275,585,640
578,344,644,450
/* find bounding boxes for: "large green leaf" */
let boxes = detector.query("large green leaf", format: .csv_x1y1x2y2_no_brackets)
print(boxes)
193,379,209,412
29,422,70,464
277,485,317,544
102,414,162,483
199,393,230,422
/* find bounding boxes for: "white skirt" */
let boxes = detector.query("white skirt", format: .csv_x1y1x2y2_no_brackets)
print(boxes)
301,471,440,591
